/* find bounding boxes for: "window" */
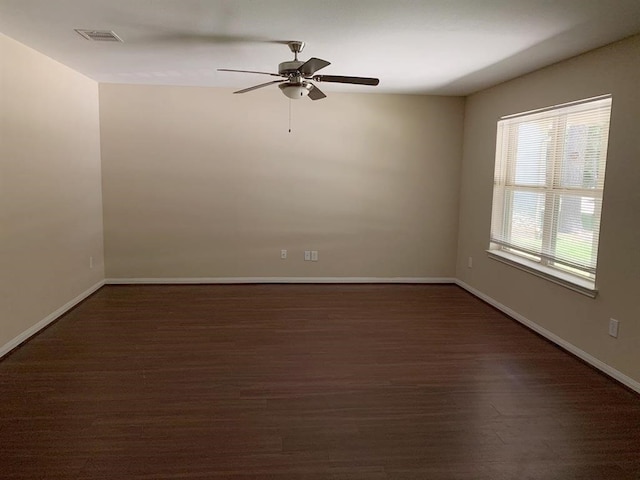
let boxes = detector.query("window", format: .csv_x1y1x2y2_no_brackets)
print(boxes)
489,95,612,296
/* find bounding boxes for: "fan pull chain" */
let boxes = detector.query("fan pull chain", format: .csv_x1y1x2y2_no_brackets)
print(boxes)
288,98,292,133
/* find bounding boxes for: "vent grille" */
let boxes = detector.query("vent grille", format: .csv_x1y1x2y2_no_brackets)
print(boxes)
75,29,123,42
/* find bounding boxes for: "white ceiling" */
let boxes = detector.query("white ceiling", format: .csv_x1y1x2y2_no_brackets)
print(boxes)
1,0,640,95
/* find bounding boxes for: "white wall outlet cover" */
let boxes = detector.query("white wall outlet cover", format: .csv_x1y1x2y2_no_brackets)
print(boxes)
311,251,318,261
609,318,619,338
281,249,287,259
304,251,311,261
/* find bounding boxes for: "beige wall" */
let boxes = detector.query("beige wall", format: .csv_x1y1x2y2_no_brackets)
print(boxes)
456,35,640,383
100,85,464,279
0,34,104,349
4,27,637,387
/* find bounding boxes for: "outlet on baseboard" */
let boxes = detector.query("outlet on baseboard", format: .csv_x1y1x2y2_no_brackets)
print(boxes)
609,318,619,338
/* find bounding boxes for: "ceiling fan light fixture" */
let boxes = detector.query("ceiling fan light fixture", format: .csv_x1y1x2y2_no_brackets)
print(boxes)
279,82,312,100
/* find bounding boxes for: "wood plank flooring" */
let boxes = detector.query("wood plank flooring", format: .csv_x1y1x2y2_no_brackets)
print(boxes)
1,284,639,479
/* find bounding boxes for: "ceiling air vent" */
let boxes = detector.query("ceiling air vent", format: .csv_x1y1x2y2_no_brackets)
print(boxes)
75,29,123,42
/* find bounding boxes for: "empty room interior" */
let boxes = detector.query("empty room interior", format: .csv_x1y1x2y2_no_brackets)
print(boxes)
1,1,640,478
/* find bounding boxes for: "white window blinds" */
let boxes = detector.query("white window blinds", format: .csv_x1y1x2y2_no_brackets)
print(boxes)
490,96,612,281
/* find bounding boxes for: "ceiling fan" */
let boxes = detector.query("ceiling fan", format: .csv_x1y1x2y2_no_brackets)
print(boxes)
218,41,379,100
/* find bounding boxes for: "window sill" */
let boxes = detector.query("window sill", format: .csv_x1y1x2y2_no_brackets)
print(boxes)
486,249,598,298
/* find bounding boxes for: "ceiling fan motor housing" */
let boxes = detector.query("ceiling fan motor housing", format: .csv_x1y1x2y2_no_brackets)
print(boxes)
278,60,305,76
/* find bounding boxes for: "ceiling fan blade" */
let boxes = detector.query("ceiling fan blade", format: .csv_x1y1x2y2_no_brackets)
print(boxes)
234,80,287,94
218,68,283,78
299,58,331,76
307,84,327,101
312,75,380,86
131,33,285,47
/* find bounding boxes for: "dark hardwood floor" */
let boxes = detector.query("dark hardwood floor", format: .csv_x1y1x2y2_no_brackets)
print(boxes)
1,284,639,479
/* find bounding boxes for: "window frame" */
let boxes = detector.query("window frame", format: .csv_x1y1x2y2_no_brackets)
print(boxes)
488,95,612,297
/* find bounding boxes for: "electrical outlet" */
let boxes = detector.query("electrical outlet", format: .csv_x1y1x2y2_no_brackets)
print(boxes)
609,318,619,338
281,249,287,259
468,256,473,268
304,251,311,261
311,250,318,262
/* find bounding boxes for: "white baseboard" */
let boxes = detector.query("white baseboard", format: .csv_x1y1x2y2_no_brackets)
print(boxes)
455,279,640,395
106,277,457,285
0,280,105,359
